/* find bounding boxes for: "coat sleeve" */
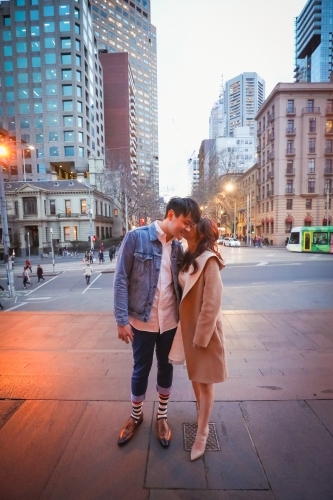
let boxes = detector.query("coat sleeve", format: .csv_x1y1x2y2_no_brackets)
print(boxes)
113,231,136,326
193,257,223,348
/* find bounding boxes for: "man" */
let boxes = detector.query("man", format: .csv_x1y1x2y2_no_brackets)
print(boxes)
36,264,45,283
114,197,201,447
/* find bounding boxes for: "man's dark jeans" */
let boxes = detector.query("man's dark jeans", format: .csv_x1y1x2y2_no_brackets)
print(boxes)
131,326,177,402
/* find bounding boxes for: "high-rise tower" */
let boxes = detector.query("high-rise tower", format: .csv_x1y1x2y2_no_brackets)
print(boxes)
224,72,265,137
0,0,104,182
92,0,159,200
294,0,333,83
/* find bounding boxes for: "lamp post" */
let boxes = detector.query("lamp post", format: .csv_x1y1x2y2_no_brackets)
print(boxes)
27,231,30,259
0,146,15,297
326,187,329,226
22,145,35,182
50,228,55,271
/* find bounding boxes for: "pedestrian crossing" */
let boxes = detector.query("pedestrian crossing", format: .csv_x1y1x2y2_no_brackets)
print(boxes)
0,258,117,276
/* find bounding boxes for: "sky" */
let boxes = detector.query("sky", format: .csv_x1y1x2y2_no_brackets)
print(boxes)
150,0,307,197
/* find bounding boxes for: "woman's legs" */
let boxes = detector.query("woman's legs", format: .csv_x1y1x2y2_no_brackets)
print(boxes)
191,382,214,460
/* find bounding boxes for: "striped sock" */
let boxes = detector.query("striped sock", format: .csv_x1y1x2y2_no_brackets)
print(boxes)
157,393,169,420
131,401,143,422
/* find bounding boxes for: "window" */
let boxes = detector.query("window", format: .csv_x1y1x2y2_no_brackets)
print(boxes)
44,38,55,48
11,166,18,175
46,69,56,80
74,7,80,18
48,115,58,126
36,133,44,142
31,41,40,51
46,84,57,95
45,53,56,64
3,15,11,26
305,199,312,210
76,55,81,66
287,140,294,153
286,180,293,194
3,31,12,41
62,69,72,80
76,70,82,82
16,42,27,53
313,232,327,245
32,72,41,83
75,39,81,51
37,163,46,174
44,22,55,32
17,57,28,68
23,197,37,215
309,138,316,154
65,200,71,215
76,86,82,97
114,208,118,217
60,20,71,31
77,101,82,112
32,56,41,67
80,199,87,214
326,120,333,133
4,61,13,71
5,76,14,86
78,116,83,127
49,146,59,156
64,226,71,241
63,100,73,111
307,99,314,111
35,118,43,128
44,6,54,16
50,200,56,215
19,103,30,113
49,131,58,141
286,199,293,210
15,11,26,22
47,100,57,112
62,84,72,96
63,116,73,126
64,131,74,141
309,118,316,133
21,117,30,128
61,37,71,49
61,53,71,64
75,23,80,34
34,102,42,113
18,89,29,99
78,131,83,142
37,148,44,158
4,46,12,56
308,178,315,193
59,5,70,16
64,146,74,156
30,10,39,21
31,25,39,36
79,147,84,157
308,159,315,173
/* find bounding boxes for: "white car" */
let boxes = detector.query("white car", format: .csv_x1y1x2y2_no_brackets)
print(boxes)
217,237,224,245
223,237,240,247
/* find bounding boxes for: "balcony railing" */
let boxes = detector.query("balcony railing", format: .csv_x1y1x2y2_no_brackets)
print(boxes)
302,107,320,114
285,187,295,194
307,187,315,193
324,167,333,175
286,128,296,135
57,213,82,218
286,148,296,155
285,168,295,175
286,107,296,115
325,148,333,155
256,179,261,185
268,171,274,179
326,107,333,115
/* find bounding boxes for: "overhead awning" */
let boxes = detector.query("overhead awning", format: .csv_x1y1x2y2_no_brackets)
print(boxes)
285,216,293,222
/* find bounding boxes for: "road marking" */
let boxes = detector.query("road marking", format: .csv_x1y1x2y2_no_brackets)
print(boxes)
89,287,101,289
24,275,59,296
4,302,27,311
26,297,52,300
82,273,101,294
256,262,268,266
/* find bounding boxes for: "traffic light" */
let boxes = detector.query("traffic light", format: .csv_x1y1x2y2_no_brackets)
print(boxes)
88,236,91,242
92,235,97,242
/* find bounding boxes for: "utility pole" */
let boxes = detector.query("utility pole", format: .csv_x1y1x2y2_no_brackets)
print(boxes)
0,156,15,297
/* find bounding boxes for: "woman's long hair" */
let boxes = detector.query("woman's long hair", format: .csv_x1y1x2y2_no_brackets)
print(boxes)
182,217,225,274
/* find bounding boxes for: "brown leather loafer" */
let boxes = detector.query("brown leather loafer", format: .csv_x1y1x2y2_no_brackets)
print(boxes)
118,414,143,446
157,417,172,447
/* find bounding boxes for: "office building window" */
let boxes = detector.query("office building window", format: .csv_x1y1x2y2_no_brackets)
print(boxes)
63,226,71,241
59,5,70,15
64,131,74,141
309,118,316,133
62,69,72,80
63,116,73,126
60,20,71,31
286,199,293,210
18,89,29,99
47,100,57,111
308,178,315,193
63,100,73,111
64,146,74,156
46,69,56,80
61,37,71,49
23,197,37,215
50,200,56,215
4,46,13,56
61,53,71,64
48,115,58,126
308,159,315,173
45,53,56,64
33,88,42,98
80,199,87,214
49,131,58,141
44,38,55,48
65,200,71,216
44,22,55,32
305,199,312,210
62,85,72,96
21,117,30,128
35,117,43,128
32,72,41,83
31,41,40,51
16,27,27,37
34,103,42,113
46,84,57,95
79,147,84,157
36,133,44,142
30,10,39,21
309,138,316,154
49,146,59,156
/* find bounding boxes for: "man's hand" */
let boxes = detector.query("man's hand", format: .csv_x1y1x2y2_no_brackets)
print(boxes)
118,324,134,344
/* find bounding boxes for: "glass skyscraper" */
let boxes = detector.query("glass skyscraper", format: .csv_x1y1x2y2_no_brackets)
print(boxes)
295,0,333,82
91,0,159,200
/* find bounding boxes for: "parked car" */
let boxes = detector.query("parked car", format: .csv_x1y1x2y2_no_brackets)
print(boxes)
217,237,224,244
223,237,240,247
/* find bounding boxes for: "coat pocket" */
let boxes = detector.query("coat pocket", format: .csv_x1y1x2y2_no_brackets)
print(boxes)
132,252,153,278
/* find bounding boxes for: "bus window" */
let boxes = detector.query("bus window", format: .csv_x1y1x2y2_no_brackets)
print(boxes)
313,232,328,245
289,232,300,244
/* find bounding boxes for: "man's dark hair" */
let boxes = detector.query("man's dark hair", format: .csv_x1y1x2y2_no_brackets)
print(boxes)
164,197,201,223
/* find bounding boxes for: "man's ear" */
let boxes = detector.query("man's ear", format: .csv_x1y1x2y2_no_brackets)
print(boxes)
167,209,174,221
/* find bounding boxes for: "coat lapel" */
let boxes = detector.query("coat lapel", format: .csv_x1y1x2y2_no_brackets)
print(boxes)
181,251,216,301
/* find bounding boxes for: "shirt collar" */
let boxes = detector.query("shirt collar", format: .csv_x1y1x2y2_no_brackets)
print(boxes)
155,221,173,245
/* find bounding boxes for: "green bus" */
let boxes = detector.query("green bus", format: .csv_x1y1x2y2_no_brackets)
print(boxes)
287,226,333,253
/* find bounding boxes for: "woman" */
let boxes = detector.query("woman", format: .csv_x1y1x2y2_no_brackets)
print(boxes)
170,218,227,461
83,262,93,285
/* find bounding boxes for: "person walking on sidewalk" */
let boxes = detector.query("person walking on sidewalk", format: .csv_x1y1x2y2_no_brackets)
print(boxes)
109,245,116,262
114,197,201,448
36,264,45,283
83,262,93,285
25,259,32,273
169,217,227,461
23,266,32,289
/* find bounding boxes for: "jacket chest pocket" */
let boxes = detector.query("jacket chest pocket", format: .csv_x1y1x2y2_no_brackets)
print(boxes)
133,252,153,277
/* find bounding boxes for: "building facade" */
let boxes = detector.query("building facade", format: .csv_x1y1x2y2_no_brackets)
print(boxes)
212,127,256,177
253,82,333,245
91,0,159,200
2,180,120,257
188,156,199,195
224,72,265,137
0,0,105,182
294,0,333,83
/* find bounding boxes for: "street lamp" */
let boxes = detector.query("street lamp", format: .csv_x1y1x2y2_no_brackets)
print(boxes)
225,182,251,244
27,231,30,259
0,145,15,297
22,145,35,182
50,228,55,271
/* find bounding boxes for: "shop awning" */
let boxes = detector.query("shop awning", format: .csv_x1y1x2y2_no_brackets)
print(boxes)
285,216,293,223
265,217,270,223
269,217,274,223
304,216,312,223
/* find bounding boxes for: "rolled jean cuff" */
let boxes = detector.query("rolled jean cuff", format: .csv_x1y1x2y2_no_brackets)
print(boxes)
156,384,172,395
131,393,146,403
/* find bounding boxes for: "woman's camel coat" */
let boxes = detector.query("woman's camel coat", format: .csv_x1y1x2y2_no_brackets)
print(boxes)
179,251,227,384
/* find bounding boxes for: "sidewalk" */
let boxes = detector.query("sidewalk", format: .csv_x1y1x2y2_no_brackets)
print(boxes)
0,310,333,500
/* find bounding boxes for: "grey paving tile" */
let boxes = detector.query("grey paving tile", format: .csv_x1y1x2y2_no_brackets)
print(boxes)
205,402,269,490
306,400,333,435
149,491,275,500
41,401,152,500
240,401,333,500
0,400,87,500
146,402,206,489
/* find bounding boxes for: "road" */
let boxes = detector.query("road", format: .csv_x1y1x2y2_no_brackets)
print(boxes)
0,247,332,312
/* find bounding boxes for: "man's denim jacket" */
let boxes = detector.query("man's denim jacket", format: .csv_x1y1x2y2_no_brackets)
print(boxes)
114,222,184,326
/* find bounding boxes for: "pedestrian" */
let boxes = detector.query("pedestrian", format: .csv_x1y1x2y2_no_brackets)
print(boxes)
25,259,32,273
0,284,5,310
114,197,201,448
89,250,94,264
36,264,45,283
83,262,93,284
23,266,32,289
109,245,116,262
98,249,104,264
258,235,262,247
169,217,227,461
75,244,79,256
